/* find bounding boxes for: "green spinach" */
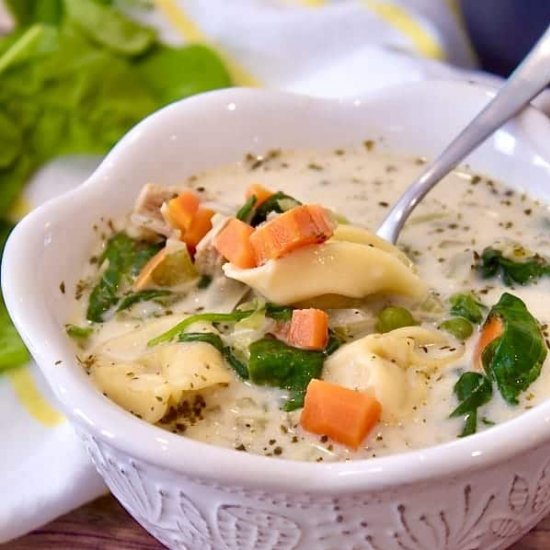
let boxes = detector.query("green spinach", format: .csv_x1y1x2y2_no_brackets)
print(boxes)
178,332,248,379
148,309,255,347
248,337,325,411
116,289,173,312
450,372,493,436
86,233,161,322
481,293,547,404
249,192,301,226
449,292,485,323
478,246,550,286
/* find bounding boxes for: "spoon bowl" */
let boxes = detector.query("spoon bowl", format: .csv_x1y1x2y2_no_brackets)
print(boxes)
377,24,550,243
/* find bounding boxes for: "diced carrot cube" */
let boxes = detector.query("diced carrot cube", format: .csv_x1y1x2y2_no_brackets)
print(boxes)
287,309,329,350
249,204,335,264
473,315,503,370
183,208,214,250
300,379,381,449
167,191,200,232
133,248,167,291
214,218,257,269
246,184,274,207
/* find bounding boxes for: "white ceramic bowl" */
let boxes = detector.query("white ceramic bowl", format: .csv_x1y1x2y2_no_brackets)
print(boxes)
4,82,550,550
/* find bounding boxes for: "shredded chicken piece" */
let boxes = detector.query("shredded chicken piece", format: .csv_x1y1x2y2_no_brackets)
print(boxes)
131,183,180,236
194,213,230,275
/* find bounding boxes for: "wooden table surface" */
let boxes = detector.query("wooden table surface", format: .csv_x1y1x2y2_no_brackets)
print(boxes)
7,494,550,549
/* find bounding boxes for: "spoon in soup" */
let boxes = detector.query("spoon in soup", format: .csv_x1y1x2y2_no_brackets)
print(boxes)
377,25,550,244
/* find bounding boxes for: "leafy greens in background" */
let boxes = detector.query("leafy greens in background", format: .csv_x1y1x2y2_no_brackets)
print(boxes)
0,0,232,372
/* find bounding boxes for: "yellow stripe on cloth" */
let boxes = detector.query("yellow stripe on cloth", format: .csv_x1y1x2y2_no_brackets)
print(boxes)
154,0,261,87
296,0,327,7
363,0,445,61
7,366,65,427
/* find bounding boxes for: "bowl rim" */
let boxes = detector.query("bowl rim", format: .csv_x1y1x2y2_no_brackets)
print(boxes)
4,82,550,493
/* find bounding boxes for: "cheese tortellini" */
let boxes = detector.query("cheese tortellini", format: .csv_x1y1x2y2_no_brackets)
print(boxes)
90,323,231,422
323,327,464,422
224,225,426,305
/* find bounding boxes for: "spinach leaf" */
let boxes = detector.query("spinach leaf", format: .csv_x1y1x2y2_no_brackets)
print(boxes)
478,246,550,286
86,233,161,322
148,309,255,346
63,0,156,56
250,192,301,226
0,8,231,219
116,289,173,312
5,0,64,26
265,303,293,322
235,195,257,222
137,43,231,105
481,293,547,404
178,332,249,379
248,337,325,410
450,372,493,436
449,292,485,323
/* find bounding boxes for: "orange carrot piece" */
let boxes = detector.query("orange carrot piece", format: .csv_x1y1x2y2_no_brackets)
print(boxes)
167,191,200,232
214,218,257,269
182,207,214,250
245,184,273,207
287,309,329,350
249,204,335,264
473,315,504,370
133,248,167,291
300,379,381,450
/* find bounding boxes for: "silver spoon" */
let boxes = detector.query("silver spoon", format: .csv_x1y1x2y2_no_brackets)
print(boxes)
377,24,550,244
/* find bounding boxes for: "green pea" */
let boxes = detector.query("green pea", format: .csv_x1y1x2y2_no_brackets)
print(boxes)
439,317,473,340
376,306,416,333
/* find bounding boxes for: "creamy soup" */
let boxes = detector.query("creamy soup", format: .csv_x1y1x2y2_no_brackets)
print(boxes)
71,145,550,462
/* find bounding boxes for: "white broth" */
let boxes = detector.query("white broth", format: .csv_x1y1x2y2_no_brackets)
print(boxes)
72,145,550,462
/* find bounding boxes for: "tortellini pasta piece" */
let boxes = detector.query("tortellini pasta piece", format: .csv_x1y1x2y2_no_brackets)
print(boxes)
224,233,426,305
323,326,463,422
91,360,172,423
90,326,232,423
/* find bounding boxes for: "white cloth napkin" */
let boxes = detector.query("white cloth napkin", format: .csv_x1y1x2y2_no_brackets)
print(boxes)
0,0,518,542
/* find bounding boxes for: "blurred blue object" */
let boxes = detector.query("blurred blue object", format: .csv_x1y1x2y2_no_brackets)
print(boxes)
460,0,550,76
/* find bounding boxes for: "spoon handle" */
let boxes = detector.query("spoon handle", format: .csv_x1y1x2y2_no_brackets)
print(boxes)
377,24,550,244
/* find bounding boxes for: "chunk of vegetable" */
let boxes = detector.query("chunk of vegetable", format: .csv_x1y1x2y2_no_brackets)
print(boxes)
116,289,173,312
248,337,325,410
166,191,200,233
148,309,255,346
250,204,335,264
87,233,162,322
214,218,256,268
473,313,504,370
246,184,273,207
450,371,493,437
250,191,301,226
287,309,329,351
183,207,214,250
478,245,550,286
478,293,547,404
375,306,416,333
236,195,257,222
439,317,473,341
449,292,485,323
134,246,198,290
300,379,381,449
